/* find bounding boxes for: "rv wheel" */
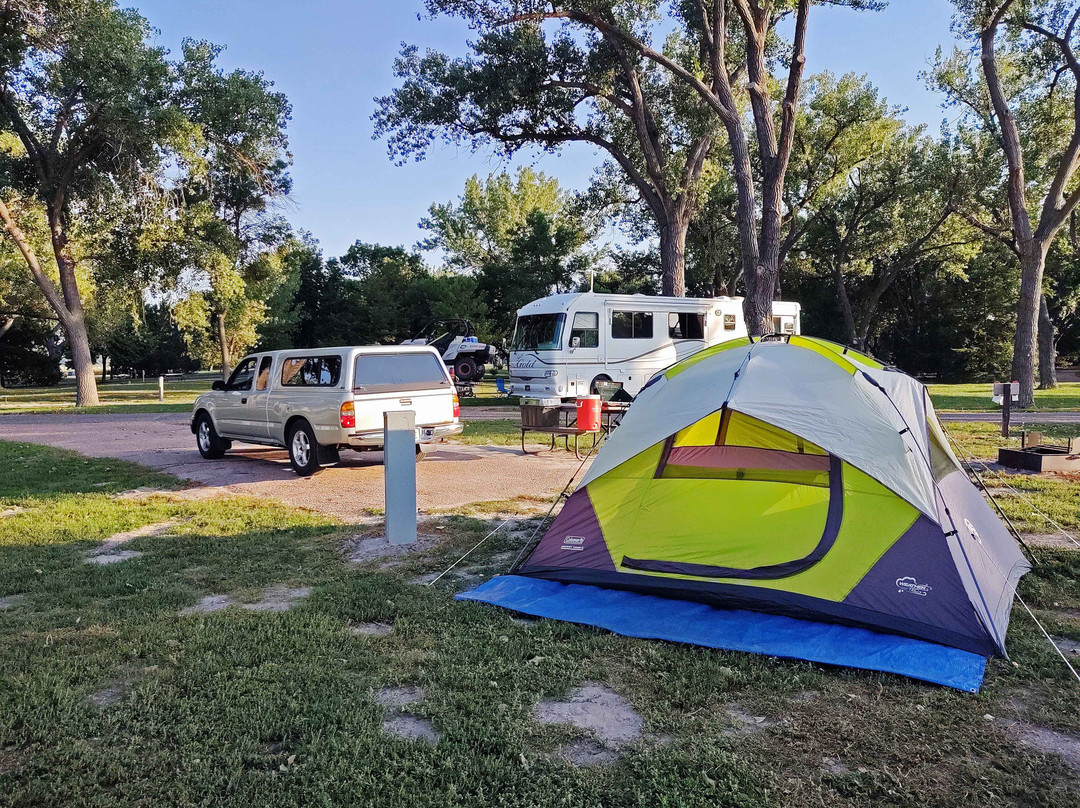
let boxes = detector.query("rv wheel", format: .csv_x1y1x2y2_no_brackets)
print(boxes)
473,363,486,380
590,374,613,395
455,358,477,381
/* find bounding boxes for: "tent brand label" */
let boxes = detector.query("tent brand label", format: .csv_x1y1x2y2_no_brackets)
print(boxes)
560,536,586,552
895,576,932,597
964,518,982,543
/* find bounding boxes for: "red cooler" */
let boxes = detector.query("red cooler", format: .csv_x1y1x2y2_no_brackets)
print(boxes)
575,394,602,432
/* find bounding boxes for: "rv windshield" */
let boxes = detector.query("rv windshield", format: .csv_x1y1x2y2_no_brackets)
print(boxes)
511,314,566,351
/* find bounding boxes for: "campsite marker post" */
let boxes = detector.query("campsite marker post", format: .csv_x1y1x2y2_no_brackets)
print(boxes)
384,410,417,546
993,381,1019,437
158,375,165,403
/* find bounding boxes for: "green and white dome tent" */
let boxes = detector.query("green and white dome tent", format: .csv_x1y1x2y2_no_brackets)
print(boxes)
460,336,1032,690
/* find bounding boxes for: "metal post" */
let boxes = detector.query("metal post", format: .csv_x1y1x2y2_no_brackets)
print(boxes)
1002,386,1011,438
384,410,417,545
158,375,165,403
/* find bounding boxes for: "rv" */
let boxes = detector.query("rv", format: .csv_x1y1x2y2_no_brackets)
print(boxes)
506,292,801,399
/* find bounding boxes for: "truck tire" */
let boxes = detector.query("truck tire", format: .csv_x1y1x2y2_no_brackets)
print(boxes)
287,420,322,476
455,357,478,381
195,413,230,459
473,363,487,380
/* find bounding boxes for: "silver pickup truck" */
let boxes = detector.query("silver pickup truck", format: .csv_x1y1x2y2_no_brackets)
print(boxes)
190,346,462,475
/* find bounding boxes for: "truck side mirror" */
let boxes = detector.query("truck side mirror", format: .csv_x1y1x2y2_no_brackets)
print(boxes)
212,380,225,391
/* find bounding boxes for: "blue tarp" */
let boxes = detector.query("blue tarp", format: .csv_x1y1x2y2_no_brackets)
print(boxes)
456,575,988,692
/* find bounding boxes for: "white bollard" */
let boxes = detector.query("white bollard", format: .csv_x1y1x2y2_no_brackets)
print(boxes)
384,410,417,545
158,375,165,403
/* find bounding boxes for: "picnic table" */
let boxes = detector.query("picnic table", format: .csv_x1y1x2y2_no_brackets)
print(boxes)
519,400,630,459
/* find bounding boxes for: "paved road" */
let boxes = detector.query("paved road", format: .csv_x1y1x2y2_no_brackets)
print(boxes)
0,413,587,523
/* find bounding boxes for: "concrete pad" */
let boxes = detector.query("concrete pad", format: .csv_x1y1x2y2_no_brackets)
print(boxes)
534,683,643,746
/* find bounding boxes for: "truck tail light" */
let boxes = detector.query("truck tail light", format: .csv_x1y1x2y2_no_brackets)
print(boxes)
340,401,355,429
453,391,460,419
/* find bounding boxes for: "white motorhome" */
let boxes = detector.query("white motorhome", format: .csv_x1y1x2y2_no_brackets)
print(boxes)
507,292,801,399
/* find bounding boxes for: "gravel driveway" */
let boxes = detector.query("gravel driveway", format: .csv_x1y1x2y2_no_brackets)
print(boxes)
0,413,587,523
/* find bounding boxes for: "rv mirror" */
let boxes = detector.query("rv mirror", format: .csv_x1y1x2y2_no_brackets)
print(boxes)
570,336,580,349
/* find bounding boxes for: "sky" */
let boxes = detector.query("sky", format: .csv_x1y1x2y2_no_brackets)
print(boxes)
129,0,964,260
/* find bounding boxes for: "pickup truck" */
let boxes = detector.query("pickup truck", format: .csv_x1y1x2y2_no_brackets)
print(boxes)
190,346,463,475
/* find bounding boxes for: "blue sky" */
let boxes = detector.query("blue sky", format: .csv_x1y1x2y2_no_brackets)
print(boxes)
130,0,962,259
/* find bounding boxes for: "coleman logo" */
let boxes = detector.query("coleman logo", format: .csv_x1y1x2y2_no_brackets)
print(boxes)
895,576,932,597
964,518,982,544
560,535,585,552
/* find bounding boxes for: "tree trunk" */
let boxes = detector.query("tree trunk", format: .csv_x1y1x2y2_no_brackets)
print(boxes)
743,255,778,336
100,354,107,384
658,218,688,297
0,316,13,339
1038,293,1056,389
1011,245,1047,409
216,311,231,380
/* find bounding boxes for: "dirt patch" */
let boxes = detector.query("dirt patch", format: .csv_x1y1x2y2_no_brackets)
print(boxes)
344,533,442,565
1051,636,1080,657
1023,533,1080,550
0,506,25,518
723,705,773,737
382,714,439,744
375,685,425,708
557,739,619,768
241,586,311,612
534,682,644,746
1012,725,1080,774
0,594,27,610
85,550,143,565
350,621,393,637
85,519,185,565
180,594,233,615
88,681,127,708
821,757,850,775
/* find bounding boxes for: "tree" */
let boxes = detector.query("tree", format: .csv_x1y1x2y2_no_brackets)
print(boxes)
418,169,593,334
173,40,292,377
375,6,719,294
0,0,177,405
936,1,1080,406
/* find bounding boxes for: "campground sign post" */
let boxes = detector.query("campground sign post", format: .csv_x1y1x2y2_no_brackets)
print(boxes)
993,381,1020,437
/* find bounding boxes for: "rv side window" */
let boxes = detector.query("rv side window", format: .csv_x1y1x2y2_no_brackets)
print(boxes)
669,312,705,340
569,312,599,348
611,311,653,339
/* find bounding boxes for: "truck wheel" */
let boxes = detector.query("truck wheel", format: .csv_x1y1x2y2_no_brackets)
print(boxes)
473,363,487,380
455,358,477,381
590,374,613,395
287,420,322,476
195,413,230,459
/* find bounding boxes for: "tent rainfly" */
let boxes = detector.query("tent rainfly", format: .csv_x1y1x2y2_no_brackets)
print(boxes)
459,337,1031,691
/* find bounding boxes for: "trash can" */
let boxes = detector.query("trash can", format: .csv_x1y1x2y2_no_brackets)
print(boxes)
575,394,602,432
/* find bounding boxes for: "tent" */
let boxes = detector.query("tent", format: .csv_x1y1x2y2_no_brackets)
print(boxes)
459,337,1031,691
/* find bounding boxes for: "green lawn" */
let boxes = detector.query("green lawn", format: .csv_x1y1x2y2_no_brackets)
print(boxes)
927,381,1080,412
0,375,216,415
1,439,1079,806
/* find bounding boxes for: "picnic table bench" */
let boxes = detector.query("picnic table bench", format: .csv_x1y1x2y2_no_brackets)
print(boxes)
519,401,630,459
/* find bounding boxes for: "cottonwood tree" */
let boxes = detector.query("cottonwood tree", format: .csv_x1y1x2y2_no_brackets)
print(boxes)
380,1,881,327
936,0,1080,406
0,0,176,405
796,134,971,350
375,6,719,295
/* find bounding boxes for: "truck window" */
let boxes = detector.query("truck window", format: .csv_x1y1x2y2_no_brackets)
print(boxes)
255,356,273,391
569,312,599,348
225,358,257,391
511,314,566,351
280,356,342,387
354,353,450,393
669,312,705,339
611,310,653,339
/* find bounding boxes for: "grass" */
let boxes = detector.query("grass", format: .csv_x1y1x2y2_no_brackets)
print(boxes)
1,439,1079,805
927,381,1080,412
0,375,216,415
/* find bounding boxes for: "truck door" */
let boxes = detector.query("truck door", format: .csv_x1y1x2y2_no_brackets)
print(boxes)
247,355,274,439
215,357,258,437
